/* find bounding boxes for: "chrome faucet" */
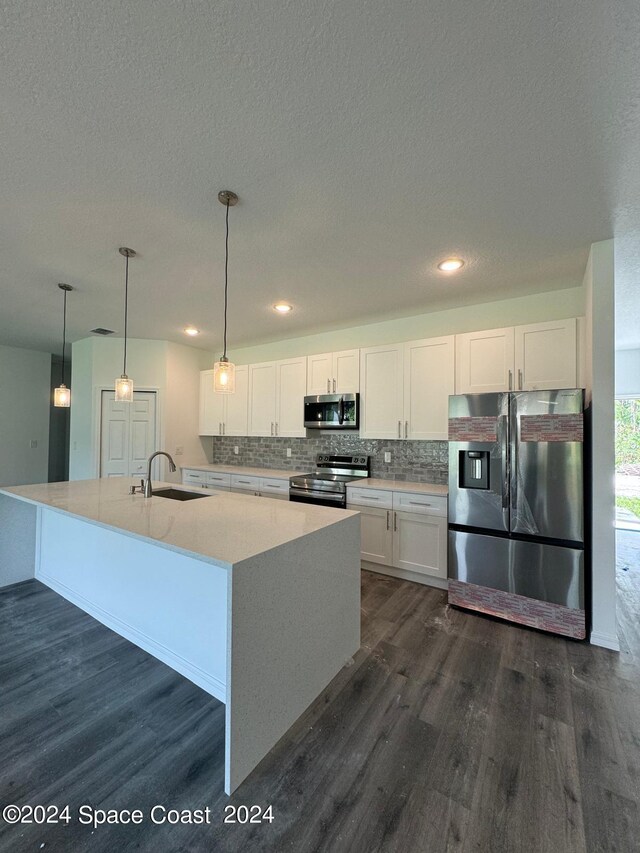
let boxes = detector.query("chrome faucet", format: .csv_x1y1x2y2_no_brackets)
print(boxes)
143,451,177,498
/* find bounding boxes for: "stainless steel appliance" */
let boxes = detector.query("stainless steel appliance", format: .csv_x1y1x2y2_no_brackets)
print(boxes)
290,454,370,508
304,394,359,430
448,389,586,639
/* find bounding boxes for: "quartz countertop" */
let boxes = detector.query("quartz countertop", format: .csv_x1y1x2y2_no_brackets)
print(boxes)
0,479,357,569
181,463,305,480
346,479,448,496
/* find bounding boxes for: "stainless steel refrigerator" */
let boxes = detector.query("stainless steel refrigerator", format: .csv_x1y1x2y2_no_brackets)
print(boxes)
447,389,586,639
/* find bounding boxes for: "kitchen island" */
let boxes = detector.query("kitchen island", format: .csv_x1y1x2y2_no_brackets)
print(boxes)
0,479,361,794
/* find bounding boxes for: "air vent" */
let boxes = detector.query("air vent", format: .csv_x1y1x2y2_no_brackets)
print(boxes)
91,328,115,336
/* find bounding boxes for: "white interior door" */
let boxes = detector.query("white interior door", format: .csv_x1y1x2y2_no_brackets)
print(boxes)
100,391,157,478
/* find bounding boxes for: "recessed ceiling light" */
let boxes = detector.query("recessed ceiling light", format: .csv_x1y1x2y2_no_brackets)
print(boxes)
184,326,200,336
273,303,293,314
437,258,465,272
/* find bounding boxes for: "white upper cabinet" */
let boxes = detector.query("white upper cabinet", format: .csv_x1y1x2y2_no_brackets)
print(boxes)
248,357,307,437
403,336,455,440
248,362,277,436
275,356,307,437
455,327,516,394
359,344,404,439
456,319,579,394
515,319,577,390
360,338,454,440
223,365,249,435
199,366,249,436
306,349,360,394
199,370,225,435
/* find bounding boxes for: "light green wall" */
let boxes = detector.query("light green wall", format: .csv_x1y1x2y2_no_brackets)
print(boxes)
229,286,585,364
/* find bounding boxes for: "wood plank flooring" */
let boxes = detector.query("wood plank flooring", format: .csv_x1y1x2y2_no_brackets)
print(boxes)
1,537,639,852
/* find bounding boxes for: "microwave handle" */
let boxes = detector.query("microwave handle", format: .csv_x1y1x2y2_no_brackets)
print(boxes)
339,396,344,425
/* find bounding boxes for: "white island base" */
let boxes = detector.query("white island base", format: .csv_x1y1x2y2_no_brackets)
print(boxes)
0,482,361,795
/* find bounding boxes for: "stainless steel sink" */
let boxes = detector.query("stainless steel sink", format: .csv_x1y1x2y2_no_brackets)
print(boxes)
153,488,211,501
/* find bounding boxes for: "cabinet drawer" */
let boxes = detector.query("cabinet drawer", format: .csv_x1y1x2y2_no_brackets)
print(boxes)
346,487,393,509
231,474,261,491
182,469,207,484
260,477,289,494
392,492,447,516
206,472,231,488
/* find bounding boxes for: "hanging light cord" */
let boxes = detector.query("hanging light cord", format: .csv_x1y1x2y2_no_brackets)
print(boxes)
61,288,67,386
123,252,129,375
223,199,230,359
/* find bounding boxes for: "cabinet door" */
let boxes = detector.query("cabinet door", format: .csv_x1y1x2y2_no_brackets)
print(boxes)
276,357,307,437
359,344,404,439
404,336,454,440
248,362,277,436
333,349,360,393
199,370,224,435
224,365,249,436
350,505,393,566
392,511,447,579
306,353,333,395
455,328,515,393
515,319,577,391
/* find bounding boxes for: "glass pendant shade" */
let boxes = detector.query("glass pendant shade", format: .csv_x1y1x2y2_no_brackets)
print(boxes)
213,358,235,393
115,374,134,402
54,384,71,408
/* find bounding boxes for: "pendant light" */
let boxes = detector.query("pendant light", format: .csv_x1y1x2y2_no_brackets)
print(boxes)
115,247,137,402
213,190,238,393
53,283,73,407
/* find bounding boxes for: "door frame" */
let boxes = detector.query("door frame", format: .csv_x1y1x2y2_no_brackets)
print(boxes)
94,386,163,478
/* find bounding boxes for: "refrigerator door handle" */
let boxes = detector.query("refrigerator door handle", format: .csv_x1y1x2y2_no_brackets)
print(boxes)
498,413,510,529
510,396,518,525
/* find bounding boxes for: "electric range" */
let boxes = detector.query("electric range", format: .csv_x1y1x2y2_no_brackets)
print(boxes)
289,454,370,508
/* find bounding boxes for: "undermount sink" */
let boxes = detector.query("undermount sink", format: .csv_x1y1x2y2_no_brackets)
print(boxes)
153,488,211,501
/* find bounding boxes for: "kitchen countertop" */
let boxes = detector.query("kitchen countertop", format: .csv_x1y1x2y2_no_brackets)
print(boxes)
0,479,357,569
181,463,303,479
346,478,448,496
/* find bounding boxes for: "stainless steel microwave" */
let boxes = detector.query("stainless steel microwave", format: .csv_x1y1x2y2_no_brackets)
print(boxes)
304,394,359,430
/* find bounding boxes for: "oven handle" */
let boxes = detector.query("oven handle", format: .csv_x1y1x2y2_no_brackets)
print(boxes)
289,488,345,504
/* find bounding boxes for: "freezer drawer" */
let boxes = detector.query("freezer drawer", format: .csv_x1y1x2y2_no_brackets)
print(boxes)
448,530,583,609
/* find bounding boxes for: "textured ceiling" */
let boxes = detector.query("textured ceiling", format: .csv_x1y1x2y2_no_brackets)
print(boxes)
1,0,639,355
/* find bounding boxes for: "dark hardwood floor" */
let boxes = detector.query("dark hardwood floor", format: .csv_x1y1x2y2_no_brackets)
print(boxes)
1,537,639,852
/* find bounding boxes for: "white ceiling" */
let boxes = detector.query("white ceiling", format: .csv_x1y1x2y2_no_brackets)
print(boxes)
1,0,639,355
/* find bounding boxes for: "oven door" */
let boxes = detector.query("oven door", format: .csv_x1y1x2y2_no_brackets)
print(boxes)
289,487,346,508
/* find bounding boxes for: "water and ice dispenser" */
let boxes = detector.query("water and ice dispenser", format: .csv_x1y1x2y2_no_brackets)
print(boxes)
459,451,490,490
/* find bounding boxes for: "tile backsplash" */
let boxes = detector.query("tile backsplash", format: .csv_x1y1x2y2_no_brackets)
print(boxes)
209,436,449,484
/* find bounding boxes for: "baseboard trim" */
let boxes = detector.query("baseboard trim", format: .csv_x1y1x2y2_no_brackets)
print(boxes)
38,572,227,701
361,562,448,590
589,630,620,652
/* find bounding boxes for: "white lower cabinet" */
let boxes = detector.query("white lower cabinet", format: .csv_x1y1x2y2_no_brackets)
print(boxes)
392,511,447,580
183,468,290,500
348,487,448,585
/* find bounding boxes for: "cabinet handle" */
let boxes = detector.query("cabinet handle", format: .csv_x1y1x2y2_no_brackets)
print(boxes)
219,422,222,435
398,420,402,438
404,420,408,439
508,370,513,391
409,501,431,506
275,422,279,436
327,379,331,393
271,422,274,436
518,368,523,390
394,511,398,532
386,510,390,530
333,378,336,392
362,495,380,500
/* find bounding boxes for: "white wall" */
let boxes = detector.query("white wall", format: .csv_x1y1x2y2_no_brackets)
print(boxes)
69,337,209,482
230,286,585,364
165,342,211,481
583,240,618,650
615,348,640,397
0,344,51,486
